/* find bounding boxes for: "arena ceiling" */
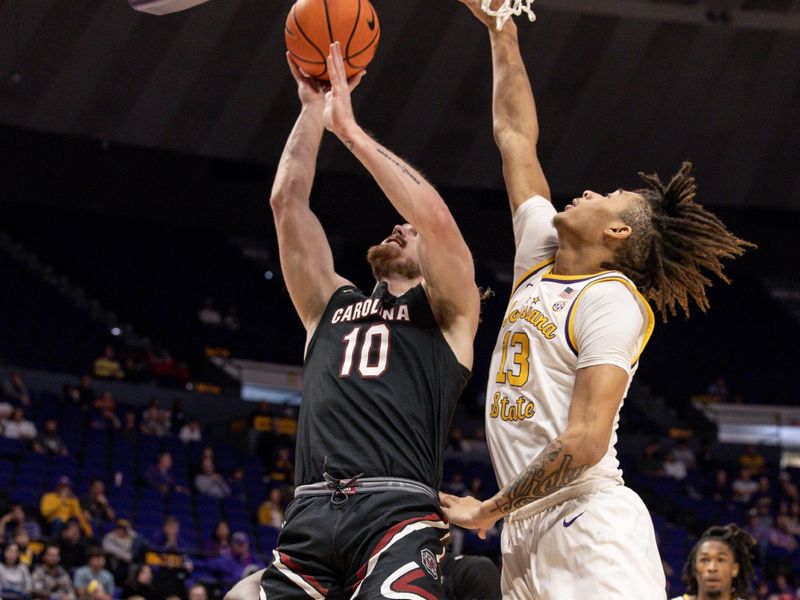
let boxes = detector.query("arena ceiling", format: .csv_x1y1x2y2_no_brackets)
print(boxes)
1,0,799,210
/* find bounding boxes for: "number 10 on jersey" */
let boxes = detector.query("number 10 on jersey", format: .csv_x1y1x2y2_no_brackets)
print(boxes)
340,324,391,378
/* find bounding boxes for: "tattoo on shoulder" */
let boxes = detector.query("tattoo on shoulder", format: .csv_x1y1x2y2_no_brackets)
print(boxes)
375,147,421,185
492,440,590,514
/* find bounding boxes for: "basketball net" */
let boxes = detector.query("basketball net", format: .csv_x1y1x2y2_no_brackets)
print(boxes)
481,0,536,30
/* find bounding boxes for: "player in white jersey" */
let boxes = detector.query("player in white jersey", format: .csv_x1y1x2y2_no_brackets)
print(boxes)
441,1,755,598
670,524,755,600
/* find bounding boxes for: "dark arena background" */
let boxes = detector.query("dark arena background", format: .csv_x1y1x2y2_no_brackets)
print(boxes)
1,0,800,598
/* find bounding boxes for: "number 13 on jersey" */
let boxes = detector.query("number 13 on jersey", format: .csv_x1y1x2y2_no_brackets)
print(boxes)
495,330,530,386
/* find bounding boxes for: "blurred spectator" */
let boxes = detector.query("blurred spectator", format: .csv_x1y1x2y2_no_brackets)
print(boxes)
768,515,798,553
266,447,294,486
33,419,69,456
206,521,232,558
93,346,125,380
257,488,286,529
465,477,483,500
444,472,466,496
195,457,231,500
187,583,208,600
179,419,203,444
707,375,730,403
140,403,169,438
120,410,138,443
150,517,193,597
155,516,188,551
228,467,247,501
81,480,116,525
0,505,41,542
778,472,799,504
145,453,189,496
671,440,696,471
169,399,186,434
224,306,241,331
3,408,37,441
447,427,468,453
637,439,664,477
120,564,157,600
102,519,142,583
73,547,114,600
14,529,35,567
58,520,89,571
0,542,32,598
40,477,93,537
771,574,794,600
732,468,759,504
198,298,221,326
216,532,260,588
705,468,730,503
739,445,766,476
89,392,120,431
786,500,800,535
31,543,75,600
663,451,687,481
1,371,31,408
78,376,97,408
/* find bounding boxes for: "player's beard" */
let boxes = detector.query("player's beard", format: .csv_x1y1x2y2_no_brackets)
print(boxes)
367,243,421,281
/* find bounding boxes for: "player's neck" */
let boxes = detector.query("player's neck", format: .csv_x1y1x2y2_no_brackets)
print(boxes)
698,590,730,600
378,275,422,297
553,244,612,277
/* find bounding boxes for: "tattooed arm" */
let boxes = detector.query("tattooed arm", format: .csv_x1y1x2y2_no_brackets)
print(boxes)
440,364,629,537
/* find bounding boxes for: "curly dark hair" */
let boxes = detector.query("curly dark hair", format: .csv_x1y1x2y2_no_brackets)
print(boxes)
682,524,756,597
603,161,756,321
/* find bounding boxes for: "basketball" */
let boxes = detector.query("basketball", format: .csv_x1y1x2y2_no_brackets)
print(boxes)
285,0,380,81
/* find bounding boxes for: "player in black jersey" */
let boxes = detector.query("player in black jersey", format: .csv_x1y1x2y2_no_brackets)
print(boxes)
224,42,480,600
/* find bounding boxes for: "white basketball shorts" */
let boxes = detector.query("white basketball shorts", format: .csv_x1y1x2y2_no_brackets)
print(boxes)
500,484,666,599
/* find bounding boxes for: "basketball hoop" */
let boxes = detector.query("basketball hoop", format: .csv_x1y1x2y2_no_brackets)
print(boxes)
481,0,536,31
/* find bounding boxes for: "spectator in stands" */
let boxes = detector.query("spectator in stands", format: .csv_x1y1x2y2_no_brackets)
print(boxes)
14,529,34,567
673,524,755,600
206,520,232,558
447,427,468,453
707,375,730,403
217,532,260,587
179,419,203,444
156,516,187,550
637,438,665,477
31,543,75,600
777,471,799,504
706,468,730,504
40,476,93,536
771,574,794,600
73,547,114,600
257,488,286,530
3,407,37,441
732,468,759,504
0,504,41,542
89,392,120,431
228,467,247,501
120,410,138,443
81,479,116,525
672,439,697,471
33,419,69,456
1,371,31,408
78,376,97,408
198,298,222,326
0,541,32,598
767,515,798,554
663,451,688,481
169,399,186,434
102,519,142,583
146,453,189,496
140,402,169,438
786,500,800,535
188,583,208,600
739,445,766,476
465,477,483,500
444,472,466,496
121,564,156,600
195,456,231,500
58,519,88,571
266,447,294,486
93,346,125,380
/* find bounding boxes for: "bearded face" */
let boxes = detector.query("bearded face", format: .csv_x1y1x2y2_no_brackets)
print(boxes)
367,225,422,281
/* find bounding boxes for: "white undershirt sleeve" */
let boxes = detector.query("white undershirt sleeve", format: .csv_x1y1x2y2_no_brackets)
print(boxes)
573,282,645,373
512,196,559,283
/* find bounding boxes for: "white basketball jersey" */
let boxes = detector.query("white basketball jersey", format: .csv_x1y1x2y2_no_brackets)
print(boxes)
485,196,655,517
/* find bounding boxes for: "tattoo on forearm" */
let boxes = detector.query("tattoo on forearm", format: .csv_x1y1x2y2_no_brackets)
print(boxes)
375,147,421,185
344,140,354,151
491,440,590,514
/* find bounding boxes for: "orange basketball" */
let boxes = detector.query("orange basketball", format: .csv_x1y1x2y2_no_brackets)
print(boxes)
285,0,380,81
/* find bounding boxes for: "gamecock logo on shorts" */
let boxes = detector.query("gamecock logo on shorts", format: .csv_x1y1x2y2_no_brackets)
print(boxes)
420,549,438,579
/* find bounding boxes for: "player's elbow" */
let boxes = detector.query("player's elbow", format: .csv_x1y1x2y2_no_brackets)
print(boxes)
565,427,610,466
492,119,538,148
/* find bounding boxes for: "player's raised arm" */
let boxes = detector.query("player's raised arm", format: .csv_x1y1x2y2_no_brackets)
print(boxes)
322,42,480,367
458,0,550,213
270,54,364,335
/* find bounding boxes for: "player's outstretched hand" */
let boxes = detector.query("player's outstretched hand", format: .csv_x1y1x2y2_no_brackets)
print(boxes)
323,41,366,139
287,52,327,109
439,492,498,540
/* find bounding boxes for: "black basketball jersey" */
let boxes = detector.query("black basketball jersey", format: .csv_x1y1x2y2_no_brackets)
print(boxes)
294,282,470,489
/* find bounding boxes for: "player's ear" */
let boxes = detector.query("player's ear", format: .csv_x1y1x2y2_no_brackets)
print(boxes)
604,223,631,241
731,561,740,579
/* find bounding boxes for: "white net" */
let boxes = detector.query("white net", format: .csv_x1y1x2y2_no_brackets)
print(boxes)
481,0,537,31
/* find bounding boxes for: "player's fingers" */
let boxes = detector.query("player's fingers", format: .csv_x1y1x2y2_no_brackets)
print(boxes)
348,70,366,92
331,41,347,90
477,528,487,540
326,46,345,93
286,52,302,80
